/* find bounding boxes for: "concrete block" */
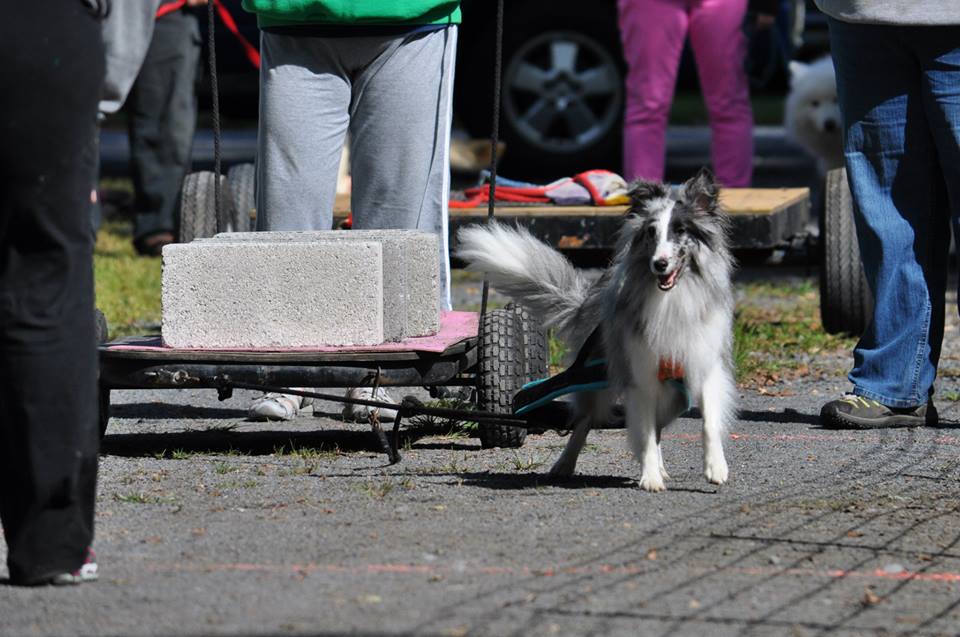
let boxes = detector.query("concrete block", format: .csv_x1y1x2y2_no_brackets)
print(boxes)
210,230,440,338
161,241,384,348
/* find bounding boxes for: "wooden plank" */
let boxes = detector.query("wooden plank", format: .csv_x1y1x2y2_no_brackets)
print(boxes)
333,187,811,251
336,187,809,218
101,336,476,363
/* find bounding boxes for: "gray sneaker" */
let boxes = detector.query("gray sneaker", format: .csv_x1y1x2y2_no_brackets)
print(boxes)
820,393,937,429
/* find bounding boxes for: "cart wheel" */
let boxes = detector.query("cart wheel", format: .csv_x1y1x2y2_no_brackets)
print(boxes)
95,307,110,438
477,308,527,448
179,171,225,243
505,302,549,382
819,167,873,335
226,163,256,232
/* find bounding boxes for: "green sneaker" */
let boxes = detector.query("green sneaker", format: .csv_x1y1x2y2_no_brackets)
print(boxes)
820,394,937,430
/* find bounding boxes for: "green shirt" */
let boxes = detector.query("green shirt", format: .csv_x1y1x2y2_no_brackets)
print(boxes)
242,0,461,28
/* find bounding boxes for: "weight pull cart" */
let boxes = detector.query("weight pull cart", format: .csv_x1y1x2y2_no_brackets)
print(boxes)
99,303,561,462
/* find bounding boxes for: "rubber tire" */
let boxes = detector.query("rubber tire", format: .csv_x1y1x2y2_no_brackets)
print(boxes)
506,302,551,434
95,308,110,439
505,302,548,381
819,167,874,335
477,308,528,448
226,163,256,232
179,171,225,243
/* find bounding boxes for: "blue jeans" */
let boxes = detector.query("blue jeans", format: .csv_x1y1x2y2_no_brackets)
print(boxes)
829,18,960,407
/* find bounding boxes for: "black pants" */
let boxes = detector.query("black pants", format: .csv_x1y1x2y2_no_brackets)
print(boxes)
129,9,202,245
0,1,103,584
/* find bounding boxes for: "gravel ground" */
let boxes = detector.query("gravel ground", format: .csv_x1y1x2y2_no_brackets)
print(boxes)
3,267,960,637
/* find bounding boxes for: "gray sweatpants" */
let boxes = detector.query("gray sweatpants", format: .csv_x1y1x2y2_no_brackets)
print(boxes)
256,27,457,310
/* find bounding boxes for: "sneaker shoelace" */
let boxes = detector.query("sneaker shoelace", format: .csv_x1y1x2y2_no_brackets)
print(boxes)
839,394,882,409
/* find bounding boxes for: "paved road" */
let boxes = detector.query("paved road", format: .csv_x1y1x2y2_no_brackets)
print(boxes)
4,273,960,636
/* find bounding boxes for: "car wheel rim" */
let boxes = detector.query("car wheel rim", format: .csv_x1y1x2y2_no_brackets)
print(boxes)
503,30,622,155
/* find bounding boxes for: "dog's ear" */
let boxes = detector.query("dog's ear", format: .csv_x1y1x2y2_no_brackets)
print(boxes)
682,168,720,215
788,60,808,88
626,179,669,216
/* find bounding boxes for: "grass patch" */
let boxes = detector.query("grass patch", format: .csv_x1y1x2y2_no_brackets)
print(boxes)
213,461,238,475
113,492,174,505
273,441,341,475
409,397,478,435
734,279,855,384
510,453,544,472
95,219,162,338
357,480,395,499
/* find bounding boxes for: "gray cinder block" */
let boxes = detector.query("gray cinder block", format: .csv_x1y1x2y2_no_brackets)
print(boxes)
210,230,440,338
161,241,384,348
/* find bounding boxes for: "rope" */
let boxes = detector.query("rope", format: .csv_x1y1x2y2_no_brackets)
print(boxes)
479,0,504,321
207,0,222,234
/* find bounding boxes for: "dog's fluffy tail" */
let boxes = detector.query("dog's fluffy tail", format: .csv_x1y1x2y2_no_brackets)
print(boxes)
455,223,591,332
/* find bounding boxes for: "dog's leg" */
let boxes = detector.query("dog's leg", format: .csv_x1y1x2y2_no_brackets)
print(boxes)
626,388,665,492
548,415,591,478
653,381,686,481
656,438,669,481
548,392,606,477
699,364,732,485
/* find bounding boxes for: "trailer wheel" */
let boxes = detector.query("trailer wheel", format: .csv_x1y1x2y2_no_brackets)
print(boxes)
95,308,110,439
179,171,225,243
506,302,548,381
226,163,256,232
819,167,873,335
506,302,550,434
477,308,527,448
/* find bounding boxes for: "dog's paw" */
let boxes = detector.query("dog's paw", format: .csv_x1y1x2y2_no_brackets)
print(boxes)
704,454,729,485
639,470,667,492
549,459,576,478
659,465,671,480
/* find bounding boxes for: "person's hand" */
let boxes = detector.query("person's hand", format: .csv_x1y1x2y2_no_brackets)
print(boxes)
185,0,209,6
755,12,776,30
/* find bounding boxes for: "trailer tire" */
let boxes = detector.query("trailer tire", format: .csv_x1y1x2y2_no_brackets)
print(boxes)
226,163,256,232
477,308,528,448
819,167,873,335
95,308,110,439
179,171,224,243
506,302,548,381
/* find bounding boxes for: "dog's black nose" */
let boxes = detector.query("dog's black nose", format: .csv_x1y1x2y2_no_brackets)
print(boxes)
653,258,668,273
824,119,837,132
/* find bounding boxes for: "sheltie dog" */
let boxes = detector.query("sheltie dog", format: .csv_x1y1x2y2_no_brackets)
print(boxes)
456,169,736,491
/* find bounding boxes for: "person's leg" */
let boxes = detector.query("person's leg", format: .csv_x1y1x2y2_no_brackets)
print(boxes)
127,10,201,252
830,19,941,409
256,32,351,231
348,26,457,310
249,32,354,420
618,0,689,182
687,0,753,187
914,29,960,384
0,0,103,584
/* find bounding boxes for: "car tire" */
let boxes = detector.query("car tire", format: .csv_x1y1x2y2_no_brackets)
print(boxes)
456,0,624,180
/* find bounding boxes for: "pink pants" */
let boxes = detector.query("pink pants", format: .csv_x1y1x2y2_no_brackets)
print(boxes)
619,0,753,186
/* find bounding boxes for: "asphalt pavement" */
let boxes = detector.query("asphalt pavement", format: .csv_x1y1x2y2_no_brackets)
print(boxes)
3,270,960,637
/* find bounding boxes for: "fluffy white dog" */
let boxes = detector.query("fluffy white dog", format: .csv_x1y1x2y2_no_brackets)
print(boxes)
784,56,843,175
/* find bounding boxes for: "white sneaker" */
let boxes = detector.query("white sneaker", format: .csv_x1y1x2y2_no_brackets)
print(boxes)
248,392,313,421
341,387,398,422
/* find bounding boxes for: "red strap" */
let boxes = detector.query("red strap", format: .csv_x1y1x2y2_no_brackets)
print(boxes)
213,0,261,69
156,0,186,18
156,0,260,69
